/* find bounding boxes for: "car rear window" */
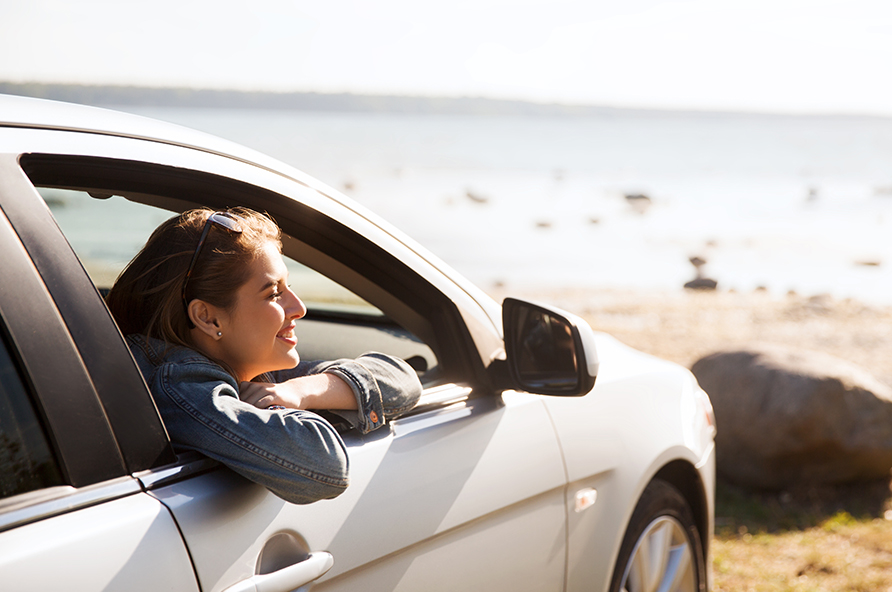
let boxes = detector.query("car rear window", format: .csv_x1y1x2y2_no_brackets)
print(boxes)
0,326,64,498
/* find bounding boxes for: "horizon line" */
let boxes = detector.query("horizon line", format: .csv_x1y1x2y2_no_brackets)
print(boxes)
1,80,889,120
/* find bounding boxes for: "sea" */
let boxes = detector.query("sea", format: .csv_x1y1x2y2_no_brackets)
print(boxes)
113,105,892,304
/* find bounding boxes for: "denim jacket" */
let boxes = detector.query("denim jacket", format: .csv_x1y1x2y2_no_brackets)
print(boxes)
127,335,422,504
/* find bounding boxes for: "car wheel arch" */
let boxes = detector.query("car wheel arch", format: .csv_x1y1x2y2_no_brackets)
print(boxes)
608,476,707,592
650,459,711,565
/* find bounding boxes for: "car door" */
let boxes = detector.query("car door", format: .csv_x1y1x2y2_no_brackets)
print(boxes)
150,388,567,592
13,147,570,592
0,190,198,591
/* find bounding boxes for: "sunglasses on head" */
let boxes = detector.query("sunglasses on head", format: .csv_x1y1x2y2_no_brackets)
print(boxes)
181,211,244,310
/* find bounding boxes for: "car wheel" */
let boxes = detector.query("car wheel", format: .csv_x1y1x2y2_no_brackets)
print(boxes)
609,479,706,592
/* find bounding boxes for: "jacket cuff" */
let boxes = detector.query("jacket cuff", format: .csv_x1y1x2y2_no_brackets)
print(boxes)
323,364,385,434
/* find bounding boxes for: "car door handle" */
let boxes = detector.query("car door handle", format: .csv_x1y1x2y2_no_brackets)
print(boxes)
222,552,334,592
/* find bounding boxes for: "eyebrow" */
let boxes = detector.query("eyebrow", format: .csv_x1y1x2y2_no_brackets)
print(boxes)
258,278,279,293
257,274,288,294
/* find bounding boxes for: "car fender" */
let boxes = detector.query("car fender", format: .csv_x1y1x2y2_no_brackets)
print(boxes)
541,332,715,591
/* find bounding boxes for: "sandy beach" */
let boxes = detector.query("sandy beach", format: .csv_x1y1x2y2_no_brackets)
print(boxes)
487,286,892,386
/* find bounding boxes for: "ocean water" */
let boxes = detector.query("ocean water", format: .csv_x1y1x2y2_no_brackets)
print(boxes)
116,106,892,304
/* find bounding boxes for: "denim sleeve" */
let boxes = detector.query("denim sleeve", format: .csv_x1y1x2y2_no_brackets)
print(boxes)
272,352,423,434
151,358,349,505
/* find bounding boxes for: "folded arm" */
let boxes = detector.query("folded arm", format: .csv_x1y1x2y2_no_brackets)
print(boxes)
154,360,350,504
261,352,423,434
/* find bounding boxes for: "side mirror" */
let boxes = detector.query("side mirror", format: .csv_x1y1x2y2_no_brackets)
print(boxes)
502,297,598,396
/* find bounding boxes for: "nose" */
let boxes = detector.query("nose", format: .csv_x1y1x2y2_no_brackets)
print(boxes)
285,286,307,320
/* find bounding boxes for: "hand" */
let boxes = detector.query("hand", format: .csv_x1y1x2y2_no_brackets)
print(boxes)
240,373,358,411
239,381,295,410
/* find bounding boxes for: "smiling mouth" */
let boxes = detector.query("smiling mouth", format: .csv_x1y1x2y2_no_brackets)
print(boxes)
276,324,297,346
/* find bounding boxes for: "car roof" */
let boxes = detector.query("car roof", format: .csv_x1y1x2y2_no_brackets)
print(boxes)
0,93,291,172
0,93,399,229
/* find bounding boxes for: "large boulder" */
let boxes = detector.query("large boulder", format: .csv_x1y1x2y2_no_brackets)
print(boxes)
691,345,892,490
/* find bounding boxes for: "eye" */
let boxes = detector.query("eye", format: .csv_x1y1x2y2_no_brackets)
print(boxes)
268,282,289,300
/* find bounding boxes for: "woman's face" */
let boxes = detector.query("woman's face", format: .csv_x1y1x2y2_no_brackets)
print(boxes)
216,241,306,381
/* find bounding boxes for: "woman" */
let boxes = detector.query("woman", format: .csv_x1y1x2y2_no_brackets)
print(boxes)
106,207,422,504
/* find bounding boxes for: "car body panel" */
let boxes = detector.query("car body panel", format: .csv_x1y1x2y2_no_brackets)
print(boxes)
546,334,711,485
0,490,198,591
544,334,716,591
0,94,714,591
150,387,567,591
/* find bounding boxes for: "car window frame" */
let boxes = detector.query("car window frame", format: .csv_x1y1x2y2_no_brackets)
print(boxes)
0,171,128,488
0,154,176,475
18,152,490,390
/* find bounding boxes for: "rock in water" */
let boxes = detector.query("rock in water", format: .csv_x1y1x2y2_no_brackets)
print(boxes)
691,345,892,490
684,277,718,290
684,255,717,290
624,193,652,214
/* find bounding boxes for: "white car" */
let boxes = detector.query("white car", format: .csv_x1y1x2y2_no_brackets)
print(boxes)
0,94,715,592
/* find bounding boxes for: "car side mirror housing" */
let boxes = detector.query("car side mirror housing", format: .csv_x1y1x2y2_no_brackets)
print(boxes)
502,297,598,396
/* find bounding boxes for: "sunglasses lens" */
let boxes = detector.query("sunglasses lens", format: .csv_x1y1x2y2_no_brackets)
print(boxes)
208,212,243,233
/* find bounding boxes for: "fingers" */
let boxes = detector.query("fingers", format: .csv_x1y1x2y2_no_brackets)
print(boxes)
239,378,315,410
239,381,276,407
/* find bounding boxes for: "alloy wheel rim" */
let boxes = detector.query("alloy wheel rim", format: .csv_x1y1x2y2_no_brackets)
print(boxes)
620,515,695,592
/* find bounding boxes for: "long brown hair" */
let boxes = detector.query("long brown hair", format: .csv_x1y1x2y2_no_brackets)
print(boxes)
106,207,281,347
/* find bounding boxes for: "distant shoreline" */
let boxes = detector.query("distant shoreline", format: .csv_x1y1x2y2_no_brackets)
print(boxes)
1,81,887,121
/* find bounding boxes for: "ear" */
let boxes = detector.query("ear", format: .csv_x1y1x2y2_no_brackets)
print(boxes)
188,299,226,340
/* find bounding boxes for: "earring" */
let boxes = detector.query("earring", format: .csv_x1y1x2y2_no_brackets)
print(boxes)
217,331,222,337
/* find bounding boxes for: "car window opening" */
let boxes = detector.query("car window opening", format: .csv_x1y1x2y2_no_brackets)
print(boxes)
33,186,440,387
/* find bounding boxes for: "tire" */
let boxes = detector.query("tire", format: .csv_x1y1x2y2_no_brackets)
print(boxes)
609,479,706,592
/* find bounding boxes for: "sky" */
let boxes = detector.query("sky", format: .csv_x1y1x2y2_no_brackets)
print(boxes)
2,0,892,115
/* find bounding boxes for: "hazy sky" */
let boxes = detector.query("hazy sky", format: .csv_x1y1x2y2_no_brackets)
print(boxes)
3,0,892,115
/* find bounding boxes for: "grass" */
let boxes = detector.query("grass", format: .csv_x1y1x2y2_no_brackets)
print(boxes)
712,477,892,591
